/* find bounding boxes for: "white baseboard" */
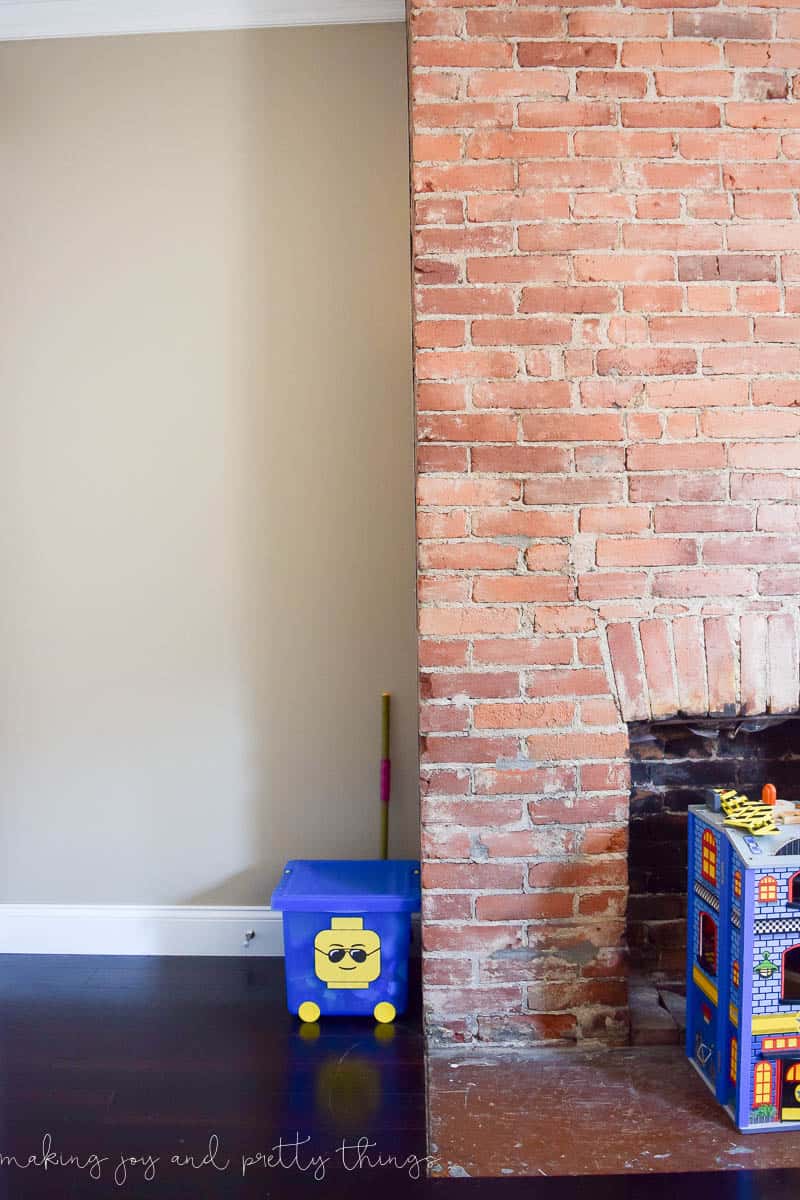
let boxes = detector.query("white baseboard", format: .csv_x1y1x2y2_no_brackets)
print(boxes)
0,0,405,42
0,904,284,957
0,905,422,957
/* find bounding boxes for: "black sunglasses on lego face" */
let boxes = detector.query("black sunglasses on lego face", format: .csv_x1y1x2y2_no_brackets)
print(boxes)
317,946,380,964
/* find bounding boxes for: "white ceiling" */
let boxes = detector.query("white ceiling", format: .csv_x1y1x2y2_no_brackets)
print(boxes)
0,0,406,41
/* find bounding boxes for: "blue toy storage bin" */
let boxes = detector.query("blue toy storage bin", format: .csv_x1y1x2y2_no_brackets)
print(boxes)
271,859,421,1024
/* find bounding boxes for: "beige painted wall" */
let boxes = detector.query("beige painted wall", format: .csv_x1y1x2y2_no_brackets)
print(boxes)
0,24,417,904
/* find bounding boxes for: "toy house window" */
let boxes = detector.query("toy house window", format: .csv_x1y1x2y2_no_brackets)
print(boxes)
730,1037,737,1083
782,945,800,1002
734,870,742,898
753,1061,773,1108
698,911,718,977
759,876,778,903
790,873,800,907
733,960,740,988
701,830,718,885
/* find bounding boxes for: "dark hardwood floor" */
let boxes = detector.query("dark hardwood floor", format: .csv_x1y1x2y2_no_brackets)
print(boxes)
0,954,798,1200
0,954,425,1198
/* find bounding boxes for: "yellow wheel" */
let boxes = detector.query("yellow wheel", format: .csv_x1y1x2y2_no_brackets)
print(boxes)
298,1001,321,1023
373,1001,396,1024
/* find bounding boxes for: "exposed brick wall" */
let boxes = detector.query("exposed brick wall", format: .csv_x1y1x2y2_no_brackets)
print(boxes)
409,0,800,1044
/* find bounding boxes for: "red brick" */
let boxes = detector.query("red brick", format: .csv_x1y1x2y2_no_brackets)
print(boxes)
578,572,649,600
522,413,623,443
518,224,617,252
418,508,469,539
704,616,737,715
734,475,800,501
423,925,522,954
654,71,734,97
416,350,518,380
417,382,467,413
649,316,749,342
419,413,517,443
416,197,464,225
655,505,753,533
674,11,772,39
474,381,570,410
467,130,568,160
729,103,800,129
473,638,574,667
652,569,755,598
419,640,469,669
622,41,721,68
520,285,616,313
467,256,568,284
575,253,676,280
525,668,610,698
740,612,768,716
535,607,597,634
416,101,514,129
423,863,525,891
621,102,721,128
472,510,574,538
419,608,519,636
626,443,726,471
472,446,571,474
419,576,470,603
761,568,800,596
673,614,709,715
412,39,513,69
466,10,563,37
735,193,795,220
704,536,800,566
420,542,519,570
646,378,748,407
577,70,648,98
474,701,575,729
678,254,776,282
581,762,631,793
758,505,800,533
420,768,471,798
639,618,678,718
532,729,633,758
472,317,571,346
477,893,574,921
414,162,515,194
580,507,651,534
629,474,727,502
517,101,615,127
467,71,569,100
600,348,698,376
475,764,576,796
569,11,667,36
597,538,697,568
473,576,573,603
417,478,520,506
420,735,518,765
605,618,648,724
574,130,675,158
518,42,617,69
524,477,624,504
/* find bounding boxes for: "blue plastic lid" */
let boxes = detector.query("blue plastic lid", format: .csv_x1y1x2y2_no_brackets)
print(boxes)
270,859,421,913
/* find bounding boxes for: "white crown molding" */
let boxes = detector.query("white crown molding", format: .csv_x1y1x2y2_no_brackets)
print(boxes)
0,904,284,955
0,0,406,42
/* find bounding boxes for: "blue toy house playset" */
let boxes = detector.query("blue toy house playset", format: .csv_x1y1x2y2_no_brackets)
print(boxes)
687,786,800,1132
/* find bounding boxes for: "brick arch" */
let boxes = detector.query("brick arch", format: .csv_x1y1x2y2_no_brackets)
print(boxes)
606,612,800,723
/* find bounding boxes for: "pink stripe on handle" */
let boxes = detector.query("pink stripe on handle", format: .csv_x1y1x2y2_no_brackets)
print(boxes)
380,758,391,804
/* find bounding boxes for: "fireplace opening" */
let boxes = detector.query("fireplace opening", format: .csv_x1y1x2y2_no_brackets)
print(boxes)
626,714,800,1041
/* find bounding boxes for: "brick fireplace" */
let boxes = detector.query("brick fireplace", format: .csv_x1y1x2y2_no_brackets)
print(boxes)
409,0,800,1045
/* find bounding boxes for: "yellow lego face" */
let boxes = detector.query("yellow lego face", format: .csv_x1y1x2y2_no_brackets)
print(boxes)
314,917,381,989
